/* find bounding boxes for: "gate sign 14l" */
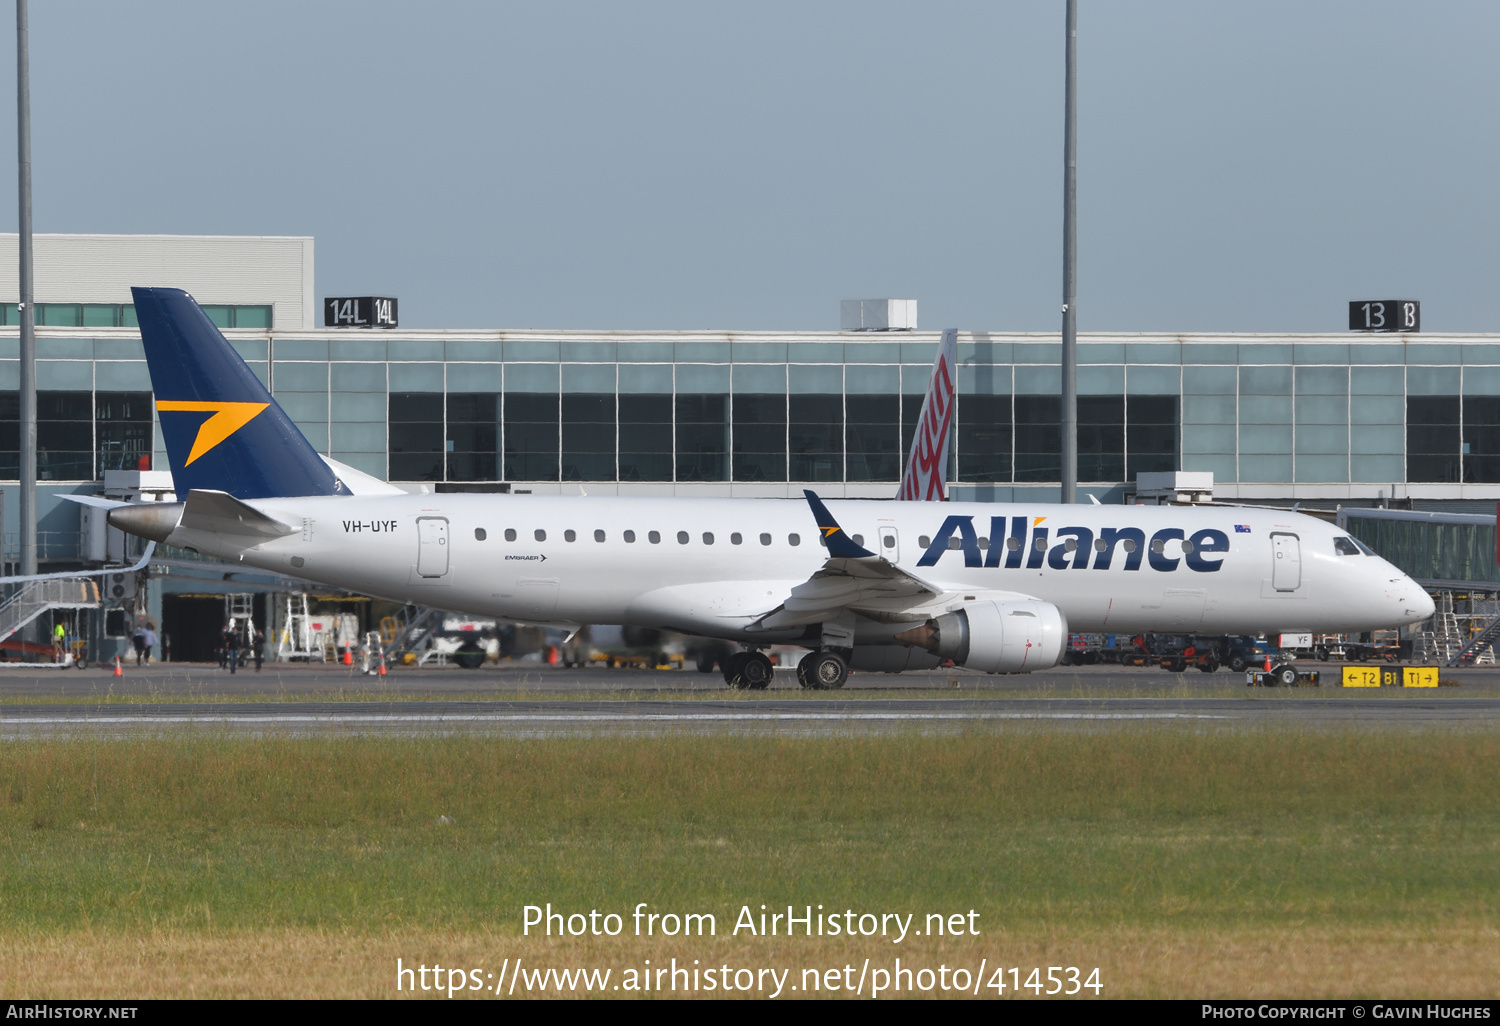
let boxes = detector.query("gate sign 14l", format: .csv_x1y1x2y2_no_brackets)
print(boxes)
325,296,398,328
1348,300,1418,332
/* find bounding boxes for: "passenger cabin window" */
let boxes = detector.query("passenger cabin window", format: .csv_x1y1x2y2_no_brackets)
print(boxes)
504,528,517,542
852,534,864,546
948,537,962,550
703,532,714,545
474,528,487,541
759,533,772,546
788,533,801,546
1008,537,1022,551
624,530,636,543
649,531,661,544
534,529,546,541
731,533,743,545
594,529,606,542
919,536,931,548
677,531,689,544
564,530,577,542
1334,536,1362,556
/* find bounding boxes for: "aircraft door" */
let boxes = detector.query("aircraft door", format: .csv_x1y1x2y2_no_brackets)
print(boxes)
416,517,450,578
878,526,899,563
1271,532,1301,591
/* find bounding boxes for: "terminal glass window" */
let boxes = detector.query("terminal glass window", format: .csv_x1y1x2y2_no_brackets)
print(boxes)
1126,395,1179,477
1463,396,1500,484
957,394,1012,483
676,394,727,482
732,394,786,482
199,305,274,329
1014,396,1060,482
0,393,16,477
36,304,82,327
562,393,616,481
618,394,673,482
789,394,842,481
446,393,498,481
845,395,900,482
388,392,444,480
1078,396,1125,482
1408,396,1460,483
504,393,559,481
38,391,93,479
95,391,153,473
900,395,924,471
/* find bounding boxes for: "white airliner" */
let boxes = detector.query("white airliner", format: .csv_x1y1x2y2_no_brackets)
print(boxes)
80,289,1435,689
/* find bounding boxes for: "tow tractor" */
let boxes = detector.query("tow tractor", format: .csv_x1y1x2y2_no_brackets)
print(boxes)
1245,663,1322,687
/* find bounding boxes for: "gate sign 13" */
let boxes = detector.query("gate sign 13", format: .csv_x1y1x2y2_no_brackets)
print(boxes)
1349,300,1419,332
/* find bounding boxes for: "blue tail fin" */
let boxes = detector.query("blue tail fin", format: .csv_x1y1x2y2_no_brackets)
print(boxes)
132,287,344,499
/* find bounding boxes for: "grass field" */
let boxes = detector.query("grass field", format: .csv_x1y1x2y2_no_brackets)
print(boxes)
1,727,1497,997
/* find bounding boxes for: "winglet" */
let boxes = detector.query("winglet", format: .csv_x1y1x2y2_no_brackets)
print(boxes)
803,490,876,558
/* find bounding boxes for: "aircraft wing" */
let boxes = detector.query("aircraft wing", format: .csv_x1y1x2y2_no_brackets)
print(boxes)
750,491,946,629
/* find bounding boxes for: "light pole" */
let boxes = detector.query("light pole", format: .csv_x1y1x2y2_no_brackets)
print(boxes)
1060,0,1078,505
16,0,34,574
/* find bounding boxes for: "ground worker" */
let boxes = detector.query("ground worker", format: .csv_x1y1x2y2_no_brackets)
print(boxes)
53,620,66,662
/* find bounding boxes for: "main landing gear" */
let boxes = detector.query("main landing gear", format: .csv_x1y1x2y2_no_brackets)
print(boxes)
724,650,774,690
797,650,848,690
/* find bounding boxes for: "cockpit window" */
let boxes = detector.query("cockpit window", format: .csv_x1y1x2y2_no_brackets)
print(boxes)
1352,536,1376,556
1334,536,1362,556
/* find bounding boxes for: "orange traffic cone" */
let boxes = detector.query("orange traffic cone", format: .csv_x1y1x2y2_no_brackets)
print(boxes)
342,647,353,666
1263,654,1272,672
113,655,122,677
377,655,386,677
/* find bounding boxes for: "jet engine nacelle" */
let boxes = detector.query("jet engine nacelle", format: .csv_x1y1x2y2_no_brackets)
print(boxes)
897,599,1067,673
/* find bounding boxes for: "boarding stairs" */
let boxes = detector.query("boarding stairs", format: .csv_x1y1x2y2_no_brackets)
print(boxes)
0,578,100,643
381,605,445,661
1446,613,1500,667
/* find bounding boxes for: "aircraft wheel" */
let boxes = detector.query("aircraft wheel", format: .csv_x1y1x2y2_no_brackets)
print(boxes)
796,652,817,689
454,645,485,670
723,651,750,689
806,650,848,690
741,652,774,690
1274,664,1299,687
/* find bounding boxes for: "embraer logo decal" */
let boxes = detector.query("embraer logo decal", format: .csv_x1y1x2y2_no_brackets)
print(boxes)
155,401,269,466
916,514,1231,573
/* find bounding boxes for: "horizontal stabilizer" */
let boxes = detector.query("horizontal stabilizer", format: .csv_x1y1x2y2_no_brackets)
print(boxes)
60,494,131,511
179,490,297,540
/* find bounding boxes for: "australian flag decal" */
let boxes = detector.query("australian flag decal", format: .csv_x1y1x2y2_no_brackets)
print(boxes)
1234,524,1252,533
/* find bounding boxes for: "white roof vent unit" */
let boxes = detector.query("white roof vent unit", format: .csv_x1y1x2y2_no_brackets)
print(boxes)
841,299,917,331
1134,471,1214,505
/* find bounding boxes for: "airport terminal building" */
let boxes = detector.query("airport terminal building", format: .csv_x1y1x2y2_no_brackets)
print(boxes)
3,234,1497,656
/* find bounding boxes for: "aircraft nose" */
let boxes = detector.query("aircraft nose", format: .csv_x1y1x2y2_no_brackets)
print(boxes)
1394,578,1434,624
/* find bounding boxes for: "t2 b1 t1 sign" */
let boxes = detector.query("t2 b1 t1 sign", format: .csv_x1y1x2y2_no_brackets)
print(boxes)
1349,300,1419,332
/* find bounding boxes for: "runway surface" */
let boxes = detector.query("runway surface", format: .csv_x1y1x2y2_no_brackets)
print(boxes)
3,659,1500,699
1,661,1495,738
3,696,1498,739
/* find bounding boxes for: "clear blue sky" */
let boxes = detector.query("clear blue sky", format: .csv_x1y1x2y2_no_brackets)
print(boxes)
0,1,1494,332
